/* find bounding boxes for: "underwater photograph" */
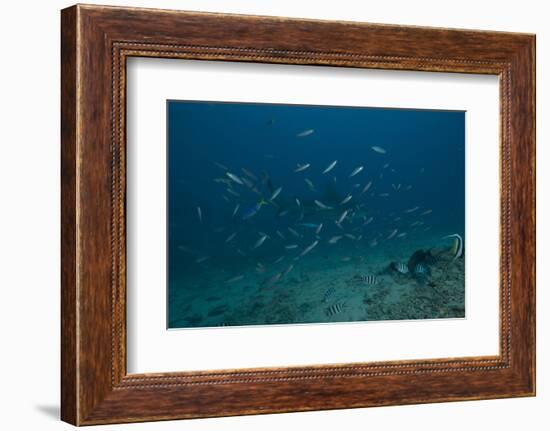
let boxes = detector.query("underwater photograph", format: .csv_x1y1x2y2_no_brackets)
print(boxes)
167,100,465,329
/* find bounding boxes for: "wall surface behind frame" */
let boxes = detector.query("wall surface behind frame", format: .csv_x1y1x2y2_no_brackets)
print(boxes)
0,0,546,430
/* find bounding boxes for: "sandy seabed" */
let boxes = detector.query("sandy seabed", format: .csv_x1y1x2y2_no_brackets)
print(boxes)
168,229,465,329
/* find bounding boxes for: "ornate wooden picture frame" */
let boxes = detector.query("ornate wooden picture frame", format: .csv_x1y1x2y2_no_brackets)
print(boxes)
61,4,535,425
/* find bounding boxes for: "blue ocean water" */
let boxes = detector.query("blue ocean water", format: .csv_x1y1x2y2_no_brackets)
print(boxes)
167,100,465,329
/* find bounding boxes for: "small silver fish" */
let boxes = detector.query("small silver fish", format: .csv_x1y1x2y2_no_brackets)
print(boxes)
299,240,319,257
240,176,254,188
294,163,310,173
323,160,338,174
387,229,398,240
369,239,378,247
371,146,386,154
349,166,364,177
232,204,240,217
197,206,202,223
379,193,390,197
263,272,282,287
288,227,300,237
252,234,268,249
328,235,343,244
396,232,407,238
421,209,433,216
405,206,420,213
276,230,286,240
241,167,258,181
226,188,240,197
226,275,244,283
282,264,294,277
225,232,237,243
361,181,373,194
226,172,244,185
297,129,314,137
274,256,285,264
344,234,356,240
195,256,209,264
305,178,316,191
340,195,353,205
314,200,332,210
285,244,298,249
213,161,228,170
315,223,323,235
364,216,374,225
296,198,301,207
270,186,282,200
337,210,349,225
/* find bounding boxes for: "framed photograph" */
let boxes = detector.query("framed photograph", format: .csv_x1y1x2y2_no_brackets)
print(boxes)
61,4,535,425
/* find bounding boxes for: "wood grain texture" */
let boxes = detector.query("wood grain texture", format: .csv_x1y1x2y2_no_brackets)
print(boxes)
61,4,536,425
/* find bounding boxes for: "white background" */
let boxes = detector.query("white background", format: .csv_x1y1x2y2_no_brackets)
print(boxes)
0,0,547,430
127,59,499,373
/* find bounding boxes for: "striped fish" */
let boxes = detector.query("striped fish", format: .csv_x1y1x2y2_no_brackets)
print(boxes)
443,233,464,261
414,264,428,275
361,275,378,285
395,262,408,274
325,302,346,317
323,287,336,303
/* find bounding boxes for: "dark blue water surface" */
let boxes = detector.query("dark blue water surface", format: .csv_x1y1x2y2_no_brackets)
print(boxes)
167,100,465,328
